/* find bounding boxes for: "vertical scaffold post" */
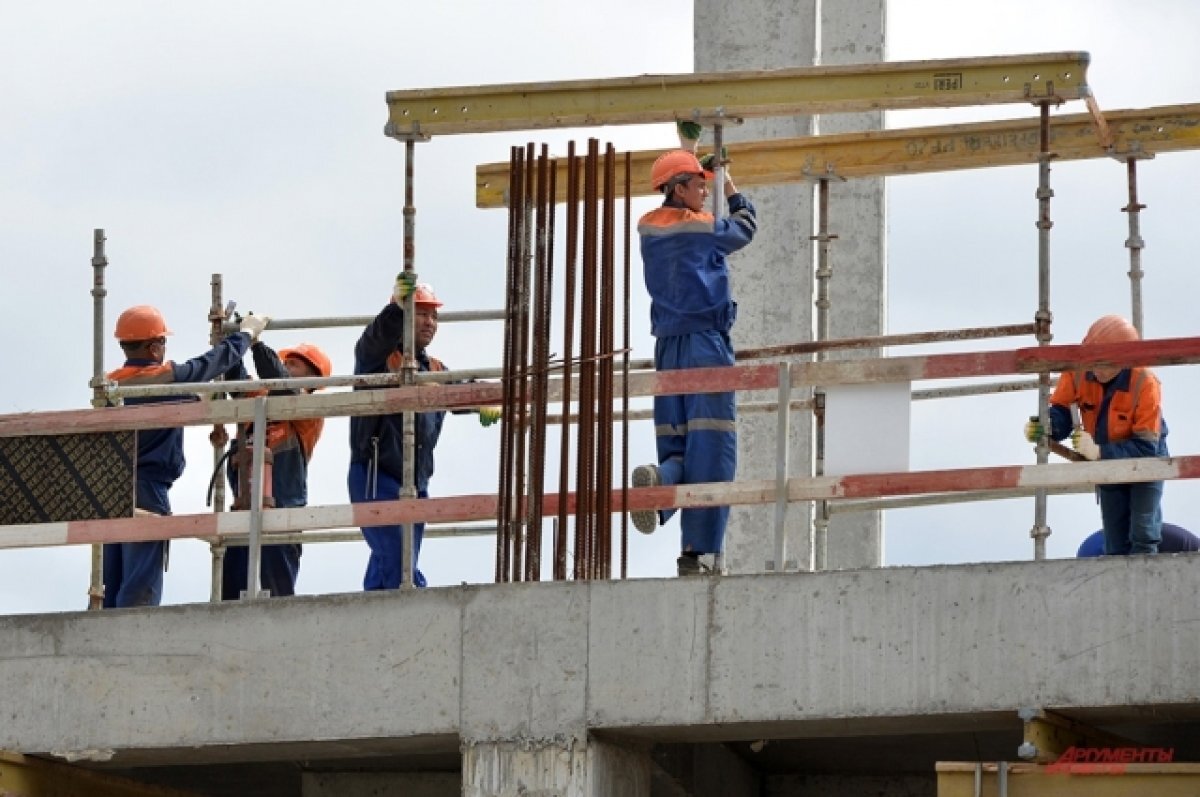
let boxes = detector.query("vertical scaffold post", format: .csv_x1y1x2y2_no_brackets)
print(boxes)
1123,156,1147,336
245,396,267,599
772,362,792,571
812,178,836,571
208,273,228,602
1031,102,1056,560
401,137,418,589
88,229,108,610
711,122,725,220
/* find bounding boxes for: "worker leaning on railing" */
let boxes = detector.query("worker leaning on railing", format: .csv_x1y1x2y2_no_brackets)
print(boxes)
220,340,331,599
103,304,268,609
1023,314,1170,555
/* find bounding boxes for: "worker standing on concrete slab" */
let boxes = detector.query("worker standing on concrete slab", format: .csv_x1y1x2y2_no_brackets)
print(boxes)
1024,314,1169,555
631,132,758,577
104,304,268,608
348,278,500,589
221,342,331,599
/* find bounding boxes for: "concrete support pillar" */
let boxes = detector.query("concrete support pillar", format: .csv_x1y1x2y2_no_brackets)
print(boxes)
462,737,651,797
302,772,458,797
695,0,886,574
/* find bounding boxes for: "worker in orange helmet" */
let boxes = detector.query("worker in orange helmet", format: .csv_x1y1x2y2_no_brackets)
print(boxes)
1024,314,1169,554
221,341,331,599
630,129,758,577
104,304,269,608
348,276,500,589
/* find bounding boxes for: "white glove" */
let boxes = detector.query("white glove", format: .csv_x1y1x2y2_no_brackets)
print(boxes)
239,313,270,343
1071,429,1101,461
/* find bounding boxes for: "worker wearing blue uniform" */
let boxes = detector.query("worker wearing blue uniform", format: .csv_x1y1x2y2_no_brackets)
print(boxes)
103,304,268,608
1077,523,1197,557
221,342,330,599
631,147,758,576
348,278,501,589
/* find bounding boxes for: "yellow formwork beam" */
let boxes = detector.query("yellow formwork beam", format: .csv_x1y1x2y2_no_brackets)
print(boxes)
1019,708,1138,764
937,762,1200,796
475,103,1200,208
0,751,204,797
387,52,1089,138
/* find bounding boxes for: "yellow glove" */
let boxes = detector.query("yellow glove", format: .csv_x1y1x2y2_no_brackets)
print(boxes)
238,313,270,343
479,406,502,428
1071,429,1101,461
1023,417,1044,443
392,272,417,304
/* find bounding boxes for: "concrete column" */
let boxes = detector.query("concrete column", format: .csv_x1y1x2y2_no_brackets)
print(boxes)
302,772,458,797
462,737,651,797
695,0,886,573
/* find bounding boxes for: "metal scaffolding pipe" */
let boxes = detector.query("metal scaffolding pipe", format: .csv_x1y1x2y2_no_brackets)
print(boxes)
244,397,268,599
772,363,792,571
220,308,505,333
88,229,108,611
400,137,418,590
1031,101,1056,561
1123,156,1147,335
737,322,1036,359
812,177,835,572
208,273,228,603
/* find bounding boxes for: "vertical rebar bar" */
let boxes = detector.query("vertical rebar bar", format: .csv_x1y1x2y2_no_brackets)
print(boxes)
510,142,536,581
496,147,522,582
556,145,580,581
401,137,418,588
1124,157,1146,336
1031,102,1056,561
597,143,617,580
577,139,600,579
621,152,632,580
526,144,553,581
88,229,108,610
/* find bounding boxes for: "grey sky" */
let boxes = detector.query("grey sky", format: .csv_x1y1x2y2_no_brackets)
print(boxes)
3,0,1199,612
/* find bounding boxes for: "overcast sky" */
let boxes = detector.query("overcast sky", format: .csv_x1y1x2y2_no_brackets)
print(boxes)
3,0,1199,613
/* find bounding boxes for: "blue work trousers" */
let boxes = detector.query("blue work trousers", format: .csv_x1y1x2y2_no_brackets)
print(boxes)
347,460,428,589
221,544,301,600
102,480,170,608
653,330,737,555
1099,481,1164,555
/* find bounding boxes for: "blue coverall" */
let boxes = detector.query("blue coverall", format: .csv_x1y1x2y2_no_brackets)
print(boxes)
222,343,323,599
348,302,447,589
638,191,757,555
103,333,251,608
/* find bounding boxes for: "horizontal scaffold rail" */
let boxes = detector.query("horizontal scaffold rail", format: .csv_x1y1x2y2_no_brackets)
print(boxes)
5,456,1198,550
475,102,1200,207
386,52,1089,137
3,336,1200,437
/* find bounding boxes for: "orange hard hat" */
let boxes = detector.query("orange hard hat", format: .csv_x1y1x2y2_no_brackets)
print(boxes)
114,305,172,341
650,149,712,191
1083,314,1140,345
413,283,443,308
279,343,333,379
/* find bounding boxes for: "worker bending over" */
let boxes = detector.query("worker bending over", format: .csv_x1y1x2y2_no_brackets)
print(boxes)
222,341,331,599
1024,314,1169,554
104,304,268,608
631,143,758,576
348,277,499,589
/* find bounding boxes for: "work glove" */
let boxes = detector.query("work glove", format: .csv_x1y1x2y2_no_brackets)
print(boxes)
1071,429,1101,461
676,120,702,152
392,272,417,304
238,313,270,343
1023,416,1044,443
479,406,502,428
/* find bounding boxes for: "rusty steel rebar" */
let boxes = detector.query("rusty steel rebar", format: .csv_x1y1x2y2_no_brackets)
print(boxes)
576,139,600,579
555,144,580,581
525,144,554,581
595,143,618,579
510,143,537,581
620,152,632,580
495,147,523,582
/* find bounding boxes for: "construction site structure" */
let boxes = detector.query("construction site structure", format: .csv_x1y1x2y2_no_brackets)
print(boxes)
5,1,1200,794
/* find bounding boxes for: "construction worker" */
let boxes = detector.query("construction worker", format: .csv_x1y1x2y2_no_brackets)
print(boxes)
1024,314,1169,555
348,277,500,589
104,304,268,608
221,342,331,599
630,144,758,576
